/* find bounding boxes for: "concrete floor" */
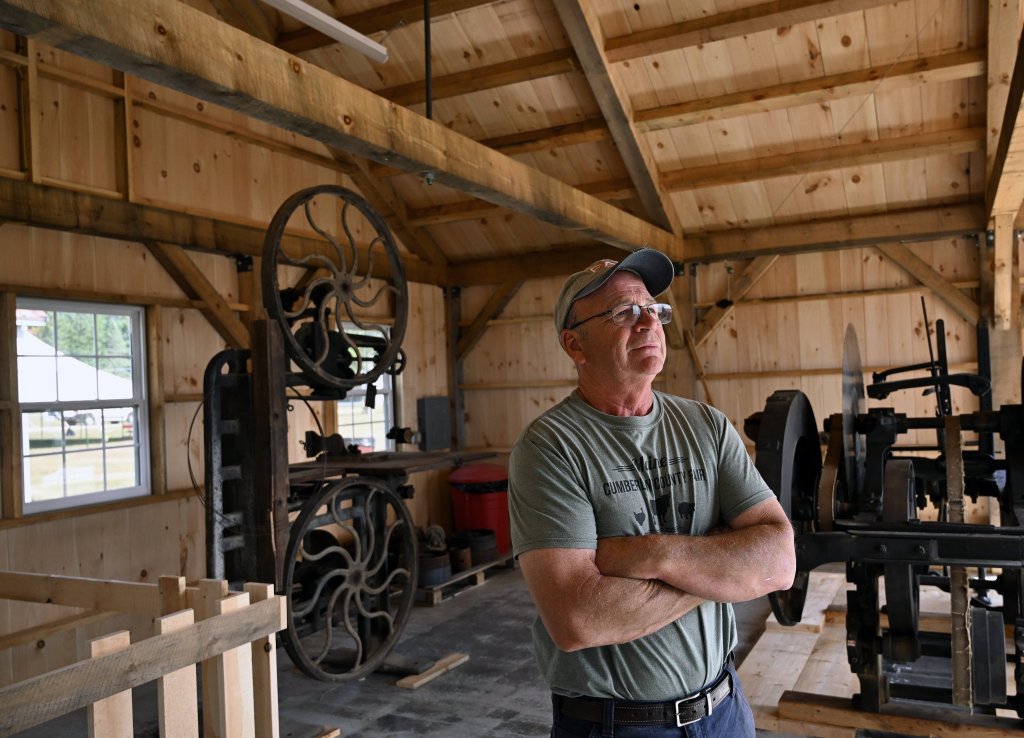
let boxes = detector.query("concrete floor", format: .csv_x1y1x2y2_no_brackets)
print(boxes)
14,566,912,737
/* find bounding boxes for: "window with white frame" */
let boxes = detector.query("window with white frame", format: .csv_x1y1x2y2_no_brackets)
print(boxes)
15,299,149,512
335,324,396,452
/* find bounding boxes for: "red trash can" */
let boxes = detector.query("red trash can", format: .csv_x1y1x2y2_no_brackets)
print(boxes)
449,463,510,555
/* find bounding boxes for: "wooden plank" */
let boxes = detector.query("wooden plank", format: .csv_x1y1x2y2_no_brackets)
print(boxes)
777,691,1022,736
876,243,980,324
456,280,523,359
555,0,677,232
156,609,199,738
86,630,133,738
0,609,111,651
0,595,284,736
661,128,985,192
159,575,188,616
946,415,972,708
992,214,1016,330
0,487,197,532
214,592,256,738
0,571,162,614
0,280,247,311
244,583,279,738
18,38,39,184
207,0,276,43
147,242,250,350
687,205,985,262
694,256,778,347
0,0,678,256
395,652,469,690
987,24,1024,216
146,304,167,496
765,572,847,635
986,0,1023,182
0,292,23,518
604,0,897,63
199,578,229,738
636,49,985,132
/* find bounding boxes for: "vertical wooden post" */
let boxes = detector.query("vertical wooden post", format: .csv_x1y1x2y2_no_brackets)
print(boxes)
250,320,290,590
214,591,256,738
112,70,135,202
244,582,280,738
946,416,973,709
85,631,133,738
993,215,1015,330
17,38,40,182
156,609,199,738
146,304,167,496
236,256,266,334
199,578,228,737
444,286,464,450
0,292,23,518
159,574,187,615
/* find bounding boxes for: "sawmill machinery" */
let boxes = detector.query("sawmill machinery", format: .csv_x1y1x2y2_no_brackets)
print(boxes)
745,320,1024,716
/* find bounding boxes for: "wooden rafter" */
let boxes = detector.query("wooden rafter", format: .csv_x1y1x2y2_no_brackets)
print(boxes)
635,49,984,133
378,49,578,107
0,0,678,256
987,30,1024,217
405,177,635,227
661,127,985,192
554,0,679,233
276,0,491,54
146,243,251,350
447,244,620,286
456,280,523,359
986,0,1023,182
0,178,448,284
693,256,779,347
207,0,276,43
603,0,896,64
876,243,980,324
687,205,984,263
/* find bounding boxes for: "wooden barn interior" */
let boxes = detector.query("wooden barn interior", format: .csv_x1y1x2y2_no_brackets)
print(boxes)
0,0,1022,736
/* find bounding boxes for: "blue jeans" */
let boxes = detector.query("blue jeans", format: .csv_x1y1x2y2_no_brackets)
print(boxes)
550,662,756,737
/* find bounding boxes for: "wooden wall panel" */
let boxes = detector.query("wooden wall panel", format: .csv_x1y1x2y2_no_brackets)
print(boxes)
0,35,19,173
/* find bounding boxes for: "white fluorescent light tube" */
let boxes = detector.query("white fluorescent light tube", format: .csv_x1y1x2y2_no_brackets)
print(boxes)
260,0,389,63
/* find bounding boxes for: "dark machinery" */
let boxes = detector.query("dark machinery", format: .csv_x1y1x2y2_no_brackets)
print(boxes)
202,185,481,682
745,320,1024,716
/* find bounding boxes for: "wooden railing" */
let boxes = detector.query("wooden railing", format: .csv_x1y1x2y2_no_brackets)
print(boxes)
0,571,286,737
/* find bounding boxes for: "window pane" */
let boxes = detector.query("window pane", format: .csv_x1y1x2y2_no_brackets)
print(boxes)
65,411,104,450
22,411,61,454
105,445,139,490
57,355,98,401
56,311,96,360
96,314,132,357
22,451,66,503
17,309,55,355
101,407,135,442
18,356,57,402
63,448,106,497
98,358,133,399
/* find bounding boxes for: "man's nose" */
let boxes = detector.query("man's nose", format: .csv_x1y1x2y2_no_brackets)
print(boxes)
635,306,658,330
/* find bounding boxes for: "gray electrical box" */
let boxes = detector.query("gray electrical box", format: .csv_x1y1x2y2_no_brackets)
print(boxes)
417,396,451,451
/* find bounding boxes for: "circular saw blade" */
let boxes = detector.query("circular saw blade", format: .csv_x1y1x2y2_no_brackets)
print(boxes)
842,324,866,501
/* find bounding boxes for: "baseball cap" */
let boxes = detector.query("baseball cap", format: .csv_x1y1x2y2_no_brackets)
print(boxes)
553,248,675,332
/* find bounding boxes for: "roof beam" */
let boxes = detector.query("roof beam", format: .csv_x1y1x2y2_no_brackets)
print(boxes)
636,49,984,133
276,0,490,54
686,204,985,262
207,0,276,44
379,48,578,106
554,0,679,233
662,127,985,192
456,279,523,359
603,0,896,64
987,29,1024,217
406,177,635,227
0,0,678,256
986,0,1023,183
0,177,448,284
447,244,622,285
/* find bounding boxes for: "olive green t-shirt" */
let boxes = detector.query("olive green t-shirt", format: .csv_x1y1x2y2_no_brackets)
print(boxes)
508,390,774,701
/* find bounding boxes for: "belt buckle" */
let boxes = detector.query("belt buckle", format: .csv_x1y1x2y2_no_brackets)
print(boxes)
675,691,713,728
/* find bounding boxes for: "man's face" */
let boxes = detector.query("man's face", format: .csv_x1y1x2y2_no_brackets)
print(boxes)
566,271,667,382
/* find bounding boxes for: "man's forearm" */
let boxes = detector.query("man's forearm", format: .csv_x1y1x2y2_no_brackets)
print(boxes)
595,522,795,603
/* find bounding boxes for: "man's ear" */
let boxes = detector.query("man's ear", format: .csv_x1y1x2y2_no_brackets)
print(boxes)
560,329,587,365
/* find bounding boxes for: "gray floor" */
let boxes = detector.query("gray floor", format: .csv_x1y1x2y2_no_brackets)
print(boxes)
13,565,907,737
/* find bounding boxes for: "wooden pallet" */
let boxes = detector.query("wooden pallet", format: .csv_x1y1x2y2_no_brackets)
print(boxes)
415,554,515,606
739,572,1023,738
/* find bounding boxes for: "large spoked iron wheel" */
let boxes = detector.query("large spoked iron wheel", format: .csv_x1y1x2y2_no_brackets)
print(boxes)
282,476,418,682
262,185,408,390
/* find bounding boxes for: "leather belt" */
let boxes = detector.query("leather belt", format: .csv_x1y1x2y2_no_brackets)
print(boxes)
557,666,733,727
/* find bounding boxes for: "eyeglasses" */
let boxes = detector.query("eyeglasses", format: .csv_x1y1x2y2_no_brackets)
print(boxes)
567,303,672,330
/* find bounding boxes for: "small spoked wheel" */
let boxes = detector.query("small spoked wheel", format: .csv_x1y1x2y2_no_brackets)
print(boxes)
262,185,408,390
282,476,418,681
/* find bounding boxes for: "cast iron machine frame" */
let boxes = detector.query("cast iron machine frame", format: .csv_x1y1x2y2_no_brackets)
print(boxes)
746,320,1024,717
202,185,441,682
